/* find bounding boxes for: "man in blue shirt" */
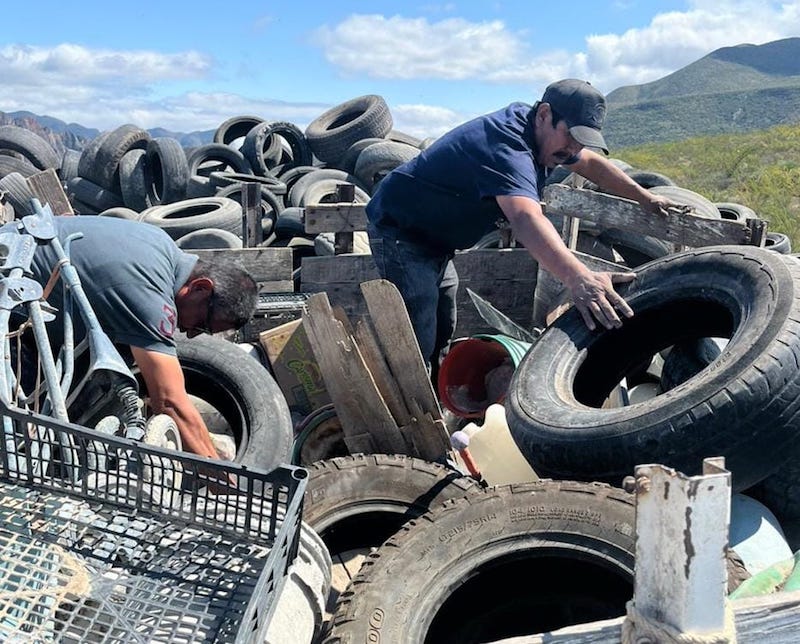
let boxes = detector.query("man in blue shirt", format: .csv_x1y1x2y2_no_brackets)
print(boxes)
367,78,683,368
28,215,257,461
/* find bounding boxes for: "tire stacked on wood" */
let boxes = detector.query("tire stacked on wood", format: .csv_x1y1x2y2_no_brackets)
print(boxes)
506,245,800,492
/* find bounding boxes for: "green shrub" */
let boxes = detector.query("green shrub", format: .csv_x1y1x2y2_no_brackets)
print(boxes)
615,123,800,249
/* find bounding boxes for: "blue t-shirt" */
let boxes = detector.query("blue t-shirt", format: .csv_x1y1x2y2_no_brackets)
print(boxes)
29,216,198,356
366,102,546,251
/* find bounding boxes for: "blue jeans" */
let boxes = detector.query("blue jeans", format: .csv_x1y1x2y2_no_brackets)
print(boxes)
368,222,457,369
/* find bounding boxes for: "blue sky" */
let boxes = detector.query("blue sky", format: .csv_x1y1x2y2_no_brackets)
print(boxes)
2,1,798,138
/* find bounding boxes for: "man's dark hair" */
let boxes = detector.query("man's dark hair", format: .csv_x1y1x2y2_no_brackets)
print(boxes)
191,258,258,329
549,107,566,128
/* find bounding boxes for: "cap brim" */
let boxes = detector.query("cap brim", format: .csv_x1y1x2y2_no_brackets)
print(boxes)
569,125,608,155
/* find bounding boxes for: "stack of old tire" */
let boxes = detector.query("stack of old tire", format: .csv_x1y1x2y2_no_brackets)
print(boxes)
1,106,798,643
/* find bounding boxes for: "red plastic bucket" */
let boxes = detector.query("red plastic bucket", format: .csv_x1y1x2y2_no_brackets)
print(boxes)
437,334,532,418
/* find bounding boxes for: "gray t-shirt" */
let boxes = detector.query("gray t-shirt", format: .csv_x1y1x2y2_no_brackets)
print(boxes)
29,216,198,356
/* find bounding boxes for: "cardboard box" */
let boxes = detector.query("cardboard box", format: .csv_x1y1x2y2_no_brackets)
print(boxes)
259,319,331,416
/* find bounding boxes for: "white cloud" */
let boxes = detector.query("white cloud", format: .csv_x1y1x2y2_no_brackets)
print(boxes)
582,0,800,92
314,14,525,80
314,4,800,92
0,43,210,86
391,103,470,139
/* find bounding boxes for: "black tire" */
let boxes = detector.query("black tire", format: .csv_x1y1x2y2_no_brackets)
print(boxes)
213,115,266,148
0,154,37,179
273,207,305,239
66,176,124,212
298,179,369,207
119,148,152,211
0,125,61,171
716,202,756,223
765,231,791,254
241,121,312,176
325,481,636,643
146,137,189,205
0,171,36,216
352,140,418,192
624,168,676,188
98,206,141,220
287,168,368,207
648,185,720,219
660,337,725,392
79,124,150,191
597,228,674,268
174,335,293,470
338,137,385,174
186,143,252,177
208,171,288,196
214,183,283,237
305,95,393,164
139,196,243,240
175,227,243,250
304,453,481,548
59,149,81,183
506,245,800,491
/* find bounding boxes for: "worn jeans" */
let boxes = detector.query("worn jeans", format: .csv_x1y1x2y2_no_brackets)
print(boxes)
367,222,458,370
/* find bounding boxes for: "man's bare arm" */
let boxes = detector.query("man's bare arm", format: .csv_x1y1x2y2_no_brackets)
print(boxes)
496,194,634,330
130,346,220,459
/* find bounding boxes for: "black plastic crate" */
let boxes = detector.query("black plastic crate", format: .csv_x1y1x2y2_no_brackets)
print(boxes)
0,401,307,643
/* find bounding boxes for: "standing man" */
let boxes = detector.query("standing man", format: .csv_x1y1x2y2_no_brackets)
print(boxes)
366,78,684,370
27,215,257,460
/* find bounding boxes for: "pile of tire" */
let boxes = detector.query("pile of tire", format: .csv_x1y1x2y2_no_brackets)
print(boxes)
0,97,427,289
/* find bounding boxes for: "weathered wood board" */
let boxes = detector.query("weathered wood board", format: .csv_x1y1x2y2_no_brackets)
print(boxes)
302,283,450,462
27,168,74,215
304,203,368,233
543,184,767,247
301,248,539,338
193,247,294,293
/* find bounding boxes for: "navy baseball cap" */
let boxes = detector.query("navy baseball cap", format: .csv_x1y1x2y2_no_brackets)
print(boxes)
541,79,608,154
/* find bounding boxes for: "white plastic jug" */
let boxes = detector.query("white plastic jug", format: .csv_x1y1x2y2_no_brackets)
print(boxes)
454,403,538,486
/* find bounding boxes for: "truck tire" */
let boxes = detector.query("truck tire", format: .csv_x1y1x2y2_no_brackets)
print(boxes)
506,246,800,491
324,481,636,643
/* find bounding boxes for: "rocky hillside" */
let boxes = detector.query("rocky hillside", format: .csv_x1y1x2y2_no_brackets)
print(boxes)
603,37,800,147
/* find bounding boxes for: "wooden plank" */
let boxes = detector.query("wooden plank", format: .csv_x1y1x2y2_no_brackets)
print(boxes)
193,247,293,292
454,249,538,337
241,182,262,247
304,203,368,233
354,318,411,426
543,184,766,247
360,280,451,461
302,292,408,455
27,168,74,215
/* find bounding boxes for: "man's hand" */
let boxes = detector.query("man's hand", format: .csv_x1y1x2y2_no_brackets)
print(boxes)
567,270,636,331
640,193,694,217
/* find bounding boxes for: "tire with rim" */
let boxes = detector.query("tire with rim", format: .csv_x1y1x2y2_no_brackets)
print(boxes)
305,95,393,164
506,245,800,491
324,481,637,643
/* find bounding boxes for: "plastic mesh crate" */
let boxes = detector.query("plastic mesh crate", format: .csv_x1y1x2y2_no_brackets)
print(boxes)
0,401,307,643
